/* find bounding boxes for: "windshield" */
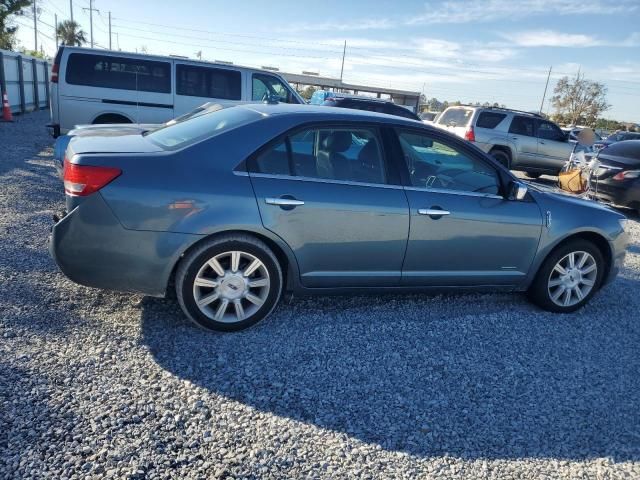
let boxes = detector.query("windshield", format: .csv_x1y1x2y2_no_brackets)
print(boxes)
436,107,473,127
145,106,260,149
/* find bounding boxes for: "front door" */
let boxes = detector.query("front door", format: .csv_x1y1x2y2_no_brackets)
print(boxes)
248,125,409,288
393,128,543,286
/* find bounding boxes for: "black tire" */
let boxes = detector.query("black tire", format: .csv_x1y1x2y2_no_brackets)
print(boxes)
176,234,283,332
490,149,511,169
525,172,542,179
527,239,605,313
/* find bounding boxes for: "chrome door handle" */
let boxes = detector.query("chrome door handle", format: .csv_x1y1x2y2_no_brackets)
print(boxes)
418,208,451,216
265,197,305,207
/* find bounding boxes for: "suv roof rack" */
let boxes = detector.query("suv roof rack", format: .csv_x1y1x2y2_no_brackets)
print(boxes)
455,104,544,118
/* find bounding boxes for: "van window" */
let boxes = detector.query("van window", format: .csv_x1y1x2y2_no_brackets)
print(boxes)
145,107,260,149
176,64,241,100
65,53,171,93
252,74,297,103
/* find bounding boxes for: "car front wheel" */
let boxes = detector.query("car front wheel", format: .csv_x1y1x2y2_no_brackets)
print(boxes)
176,235,283,331
528,240,605,313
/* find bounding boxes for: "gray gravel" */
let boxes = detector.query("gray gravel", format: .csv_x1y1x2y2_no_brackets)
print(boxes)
2,112,640,479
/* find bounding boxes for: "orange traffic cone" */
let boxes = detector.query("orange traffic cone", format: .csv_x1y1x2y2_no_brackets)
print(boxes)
1,92,13,122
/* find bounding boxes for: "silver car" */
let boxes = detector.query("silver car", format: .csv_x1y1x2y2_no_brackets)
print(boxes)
435,106,574,177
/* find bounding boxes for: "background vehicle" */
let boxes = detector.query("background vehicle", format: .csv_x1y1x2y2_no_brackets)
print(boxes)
435,106,574,176
590,140,640,214
49,46,303,136
309,90,338,105
322,94,421,120
50,104,628,332
594,131,640,151
419,111,439,123
562,127,602,143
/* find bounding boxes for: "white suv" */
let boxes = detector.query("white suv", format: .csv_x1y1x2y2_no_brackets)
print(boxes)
434,106,574,177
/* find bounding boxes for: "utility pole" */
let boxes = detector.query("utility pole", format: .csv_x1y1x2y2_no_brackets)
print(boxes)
83,0,99,48
108,11,112,50
70,0,73,22
54,14,58,46
339,40,346,83
33,0,38,51
539,66,552,114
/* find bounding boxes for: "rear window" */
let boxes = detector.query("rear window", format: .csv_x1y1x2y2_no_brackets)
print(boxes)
437,108,473,127
145,106,259,149
602,140,640,158
476,112,506,129
66,53,171,93
176,64,241,100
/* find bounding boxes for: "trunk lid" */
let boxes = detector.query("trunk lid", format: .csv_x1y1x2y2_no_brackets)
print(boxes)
68,133,164,157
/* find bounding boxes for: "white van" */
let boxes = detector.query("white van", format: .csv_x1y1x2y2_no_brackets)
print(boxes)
48,46,304,136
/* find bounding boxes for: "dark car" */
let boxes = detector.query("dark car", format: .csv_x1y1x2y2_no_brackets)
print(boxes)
594,131,640,151
592,140,640,214
323,95,421,121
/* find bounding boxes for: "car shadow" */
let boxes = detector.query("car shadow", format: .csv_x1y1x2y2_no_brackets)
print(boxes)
139,282,640,462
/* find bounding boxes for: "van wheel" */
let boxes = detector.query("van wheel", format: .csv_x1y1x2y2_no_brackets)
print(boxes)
93,113,132,124
176,234,283,332
528,240,604,313
489,148,511,169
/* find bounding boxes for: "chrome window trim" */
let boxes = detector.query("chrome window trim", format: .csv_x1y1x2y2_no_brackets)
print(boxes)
403,185,504,200
249,172,504,199
248,172,403,190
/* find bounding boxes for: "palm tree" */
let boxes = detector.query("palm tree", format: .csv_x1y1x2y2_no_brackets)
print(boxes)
56,20,87,47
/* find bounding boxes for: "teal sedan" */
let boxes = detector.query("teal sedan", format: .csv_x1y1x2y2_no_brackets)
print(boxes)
50,104,629,331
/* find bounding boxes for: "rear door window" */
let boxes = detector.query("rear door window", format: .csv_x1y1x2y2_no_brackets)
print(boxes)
476,112,506,129
66,53,171,93
436,108,473,127
176,64,241,100
537,121,566,141
508,116,536,137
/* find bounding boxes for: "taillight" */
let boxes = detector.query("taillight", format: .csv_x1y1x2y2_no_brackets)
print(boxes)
51,63,59,83
613,170,640,181
464,126,475,142
63,158,121,196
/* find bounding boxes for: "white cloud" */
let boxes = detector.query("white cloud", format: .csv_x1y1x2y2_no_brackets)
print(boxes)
276,18,395,33
408,0,638,25
502,30,601,47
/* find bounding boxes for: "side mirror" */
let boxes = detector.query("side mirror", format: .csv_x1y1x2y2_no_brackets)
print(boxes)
509,180,528,201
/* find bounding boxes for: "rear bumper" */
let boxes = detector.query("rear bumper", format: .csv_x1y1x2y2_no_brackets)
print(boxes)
49,193,202,297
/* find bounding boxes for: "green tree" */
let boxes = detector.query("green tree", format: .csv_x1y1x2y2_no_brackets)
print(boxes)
0,0,31,50
55,20,87,46
552,73,609,127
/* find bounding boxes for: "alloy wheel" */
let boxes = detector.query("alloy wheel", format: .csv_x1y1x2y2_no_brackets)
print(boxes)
192,250,270,323
547,251,598,307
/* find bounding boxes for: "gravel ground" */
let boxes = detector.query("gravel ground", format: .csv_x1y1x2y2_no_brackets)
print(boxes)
1,112,640,479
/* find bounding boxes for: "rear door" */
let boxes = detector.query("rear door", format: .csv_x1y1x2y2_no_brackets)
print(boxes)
536,120,573,171
173,63,243,116
248,124,409,288
507,115,538,167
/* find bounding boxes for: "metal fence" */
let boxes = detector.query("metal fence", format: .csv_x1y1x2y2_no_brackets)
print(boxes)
0,49,50,115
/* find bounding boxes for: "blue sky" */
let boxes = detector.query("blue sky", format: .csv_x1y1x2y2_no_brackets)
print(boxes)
14,0,640,121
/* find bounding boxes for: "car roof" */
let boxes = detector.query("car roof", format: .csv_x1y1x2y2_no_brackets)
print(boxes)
238,103,422,125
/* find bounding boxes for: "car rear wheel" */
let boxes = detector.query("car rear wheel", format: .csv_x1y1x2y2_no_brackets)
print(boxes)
490,149,511,169
528,240,604,313
176,235,282,331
